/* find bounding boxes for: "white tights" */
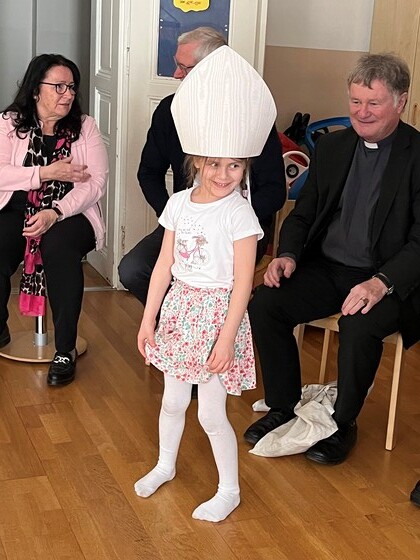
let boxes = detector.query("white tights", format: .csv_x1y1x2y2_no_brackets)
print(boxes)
134,373,240,522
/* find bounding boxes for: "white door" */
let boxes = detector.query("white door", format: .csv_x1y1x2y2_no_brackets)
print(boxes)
88,0,130,285
121,0,269,286
90,0,268,287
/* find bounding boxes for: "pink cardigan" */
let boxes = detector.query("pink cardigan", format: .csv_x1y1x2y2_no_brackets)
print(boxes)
0,113,109,249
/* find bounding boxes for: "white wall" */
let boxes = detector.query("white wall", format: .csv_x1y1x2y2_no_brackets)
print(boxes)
266,0,374,51
0,0,34,108
0,0,91,111
36,1,91,109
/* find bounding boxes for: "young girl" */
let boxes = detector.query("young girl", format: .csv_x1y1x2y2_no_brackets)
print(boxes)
134,45,277,523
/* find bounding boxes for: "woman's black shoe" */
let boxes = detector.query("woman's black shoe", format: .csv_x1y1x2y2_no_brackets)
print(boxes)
47,351,76,386
0,325,11,348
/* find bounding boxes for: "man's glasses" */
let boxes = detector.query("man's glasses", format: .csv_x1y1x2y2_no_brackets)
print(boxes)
39,82,78,95
173,57,195,76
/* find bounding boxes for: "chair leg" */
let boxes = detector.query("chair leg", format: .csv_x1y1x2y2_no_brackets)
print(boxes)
319,330,333,384
385,334,405,451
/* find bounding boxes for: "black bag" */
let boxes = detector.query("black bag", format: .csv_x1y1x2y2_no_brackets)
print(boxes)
284,112,310,144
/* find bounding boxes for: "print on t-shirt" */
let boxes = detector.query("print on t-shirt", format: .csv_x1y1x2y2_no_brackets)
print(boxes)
176,216,210,270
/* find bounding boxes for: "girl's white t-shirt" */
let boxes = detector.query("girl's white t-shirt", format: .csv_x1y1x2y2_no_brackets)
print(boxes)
159,188,264,289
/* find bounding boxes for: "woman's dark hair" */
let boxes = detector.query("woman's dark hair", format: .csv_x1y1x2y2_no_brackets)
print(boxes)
2,53,83,139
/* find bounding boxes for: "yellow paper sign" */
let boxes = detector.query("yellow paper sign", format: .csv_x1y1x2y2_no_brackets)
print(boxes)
173,0,210,13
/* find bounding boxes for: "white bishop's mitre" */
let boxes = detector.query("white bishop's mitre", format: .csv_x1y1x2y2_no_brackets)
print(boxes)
171,45,277,158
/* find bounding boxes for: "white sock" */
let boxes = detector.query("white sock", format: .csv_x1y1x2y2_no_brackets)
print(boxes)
192,490,240,522
134,464,175,498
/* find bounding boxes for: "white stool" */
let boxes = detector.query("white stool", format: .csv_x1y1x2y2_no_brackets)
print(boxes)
0,311,86,363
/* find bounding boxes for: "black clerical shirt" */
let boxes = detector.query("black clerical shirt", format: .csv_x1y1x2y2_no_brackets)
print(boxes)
321,130,397,268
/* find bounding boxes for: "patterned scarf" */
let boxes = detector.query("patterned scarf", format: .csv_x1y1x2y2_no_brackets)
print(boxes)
19,123,74,316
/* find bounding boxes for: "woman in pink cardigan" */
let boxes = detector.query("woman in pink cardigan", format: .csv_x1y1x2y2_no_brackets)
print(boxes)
0,53,108,386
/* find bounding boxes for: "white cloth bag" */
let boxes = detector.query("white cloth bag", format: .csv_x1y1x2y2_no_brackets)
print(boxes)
249,383,338,457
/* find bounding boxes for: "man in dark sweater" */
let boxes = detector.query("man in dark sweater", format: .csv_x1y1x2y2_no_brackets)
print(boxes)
118,27,286,305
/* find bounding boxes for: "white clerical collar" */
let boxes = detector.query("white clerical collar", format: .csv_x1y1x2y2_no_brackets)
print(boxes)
364,140,378,149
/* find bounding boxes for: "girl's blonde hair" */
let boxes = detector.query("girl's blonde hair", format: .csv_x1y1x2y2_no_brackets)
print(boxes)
183,155,249,192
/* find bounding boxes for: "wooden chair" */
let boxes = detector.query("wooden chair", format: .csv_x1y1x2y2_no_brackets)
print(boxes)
294,314,405,451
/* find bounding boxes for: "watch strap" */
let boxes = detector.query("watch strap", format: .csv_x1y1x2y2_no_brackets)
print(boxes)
372,272,394,295
52,206,63,221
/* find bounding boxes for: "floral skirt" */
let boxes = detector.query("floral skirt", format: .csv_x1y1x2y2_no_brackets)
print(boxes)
146,280,256,396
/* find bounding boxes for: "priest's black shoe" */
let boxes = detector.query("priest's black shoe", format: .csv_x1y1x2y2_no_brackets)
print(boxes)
244,409,295,445
47,351,77,386
305,421,357,465
410,480,420,507
0,325,11,348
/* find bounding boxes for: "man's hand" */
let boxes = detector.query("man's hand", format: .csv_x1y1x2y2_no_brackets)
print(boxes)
264,256,296,288
341,277,388,315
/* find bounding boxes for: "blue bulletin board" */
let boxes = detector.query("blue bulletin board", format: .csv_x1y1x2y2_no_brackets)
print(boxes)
158,0,231,77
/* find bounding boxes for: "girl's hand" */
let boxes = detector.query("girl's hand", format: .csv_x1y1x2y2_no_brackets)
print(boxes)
137,320,156,359
23,209,58,237
206,337,234,373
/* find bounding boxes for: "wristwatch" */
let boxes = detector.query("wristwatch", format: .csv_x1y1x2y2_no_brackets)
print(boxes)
372,272,394,295
52,206,63,221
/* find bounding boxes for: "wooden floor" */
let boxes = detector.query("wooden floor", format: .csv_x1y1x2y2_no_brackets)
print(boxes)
1,270,420,559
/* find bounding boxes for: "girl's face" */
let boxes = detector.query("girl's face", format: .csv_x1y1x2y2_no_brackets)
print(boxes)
195,157,246,201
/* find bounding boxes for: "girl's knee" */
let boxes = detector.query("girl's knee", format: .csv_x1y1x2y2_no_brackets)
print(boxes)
162,392,190,416
197,408,230,435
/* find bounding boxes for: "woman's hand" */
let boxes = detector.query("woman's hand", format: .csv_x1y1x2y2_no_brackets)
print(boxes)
39,156,91,183
206,337,235,374
23,209,59,237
